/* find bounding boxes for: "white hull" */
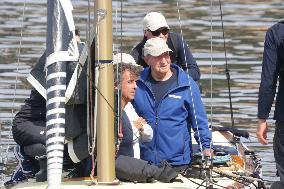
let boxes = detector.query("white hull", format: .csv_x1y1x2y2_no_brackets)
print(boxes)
12,176,259,189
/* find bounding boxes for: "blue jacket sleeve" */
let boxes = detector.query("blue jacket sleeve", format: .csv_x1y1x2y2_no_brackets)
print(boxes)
187,77,211,148
257,26,280,119
176,34,200,81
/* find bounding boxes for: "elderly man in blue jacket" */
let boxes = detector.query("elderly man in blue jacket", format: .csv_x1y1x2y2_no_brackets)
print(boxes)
133,37,212,171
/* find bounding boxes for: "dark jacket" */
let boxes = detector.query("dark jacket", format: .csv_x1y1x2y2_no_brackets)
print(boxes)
258,21,284,121
13,42,87,145
131,32,200,81
13,88,46,124
117,111,134,158
133,64,211,165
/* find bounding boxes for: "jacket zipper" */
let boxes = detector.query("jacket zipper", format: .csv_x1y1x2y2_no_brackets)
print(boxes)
139,77,189,164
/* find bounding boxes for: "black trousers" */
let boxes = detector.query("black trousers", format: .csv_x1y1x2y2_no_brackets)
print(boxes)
115,155,177,183
271,121,284,189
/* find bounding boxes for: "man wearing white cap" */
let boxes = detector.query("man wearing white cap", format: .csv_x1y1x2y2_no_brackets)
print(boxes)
132,38,212,171
131,12,200,81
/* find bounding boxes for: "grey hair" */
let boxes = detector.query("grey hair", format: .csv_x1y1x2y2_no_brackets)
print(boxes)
113,63,143,84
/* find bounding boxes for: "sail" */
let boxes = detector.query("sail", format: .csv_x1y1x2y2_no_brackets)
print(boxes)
45,0,78,188
27,1,79,103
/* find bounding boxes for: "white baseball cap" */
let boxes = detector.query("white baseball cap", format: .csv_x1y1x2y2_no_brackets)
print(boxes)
143,37,172,57
143,12,170,31
113,53,137,66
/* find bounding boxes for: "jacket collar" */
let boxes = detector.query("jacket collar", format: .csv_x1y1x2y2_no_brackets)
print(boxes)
139,63,190,87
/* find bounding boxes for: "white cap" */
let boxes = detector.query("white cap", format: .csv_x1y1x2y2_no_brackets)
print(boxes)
143,12,170,31
113,53,137,66
143,37,172,57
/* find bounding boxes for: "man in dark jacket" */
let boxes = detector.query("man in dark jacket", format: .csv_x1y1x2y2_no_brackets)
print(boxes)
131,12,200,81
256,21,284,189
6,30,87,185
133,37,212,172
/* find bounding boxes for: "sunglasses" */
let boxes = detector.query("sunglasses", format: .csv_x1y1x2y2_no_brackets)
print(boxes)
148,28,169,37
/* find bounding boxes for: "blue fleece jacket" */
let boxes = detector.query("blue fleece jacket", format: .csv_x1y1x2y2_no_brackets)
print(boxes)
133,64,211,165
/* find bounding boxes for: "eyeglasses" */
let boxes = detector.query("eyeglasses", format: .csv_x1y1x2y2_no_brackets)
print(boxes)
148,27,169,37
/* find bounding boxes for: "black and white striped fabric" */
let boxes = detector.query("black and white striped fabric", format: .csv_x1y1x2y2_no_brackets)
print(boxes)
45,0,79,188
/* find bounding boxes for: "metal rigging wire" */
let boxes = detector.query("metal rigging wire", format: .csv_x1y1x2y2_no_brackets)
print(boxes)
176,2,216,188
218,0,236,144
176,0,206,163
8,0,27,152
1,0,27,185
209,0,214,187
175,1,262,188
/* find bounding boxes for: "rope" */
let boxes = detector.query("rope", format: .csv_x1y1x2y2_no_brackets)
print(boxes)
86,0,91,155
85,0,96,181
183,175,227,189
213,167,263,185
113,4,119,150
115,0,124,152
87,6,112,182
114,0,124,154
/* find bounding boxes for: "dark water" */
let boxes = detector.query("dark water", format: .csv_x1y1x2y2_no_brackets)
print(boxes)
0,0,283,186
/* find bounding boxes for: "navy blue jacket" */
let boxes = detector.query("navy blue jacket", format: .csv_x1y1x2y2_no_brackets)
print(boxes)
133,64,211,165
131,32,200,81
13,88,46,124
117,111,134,157
258,21,284,121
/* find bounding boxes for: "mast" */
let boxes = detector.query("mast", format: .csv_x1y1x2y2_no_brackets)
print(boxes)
95,0,117,184
46,1,78,188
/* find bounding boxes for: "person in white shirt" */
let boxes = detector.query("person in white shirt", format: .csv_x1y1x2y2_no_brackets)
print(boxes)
113,53,153,159
124,102,152,158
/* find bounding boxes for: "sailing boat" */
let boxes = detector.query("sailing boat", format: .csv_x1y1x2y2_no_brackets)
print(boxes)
5,0,267,189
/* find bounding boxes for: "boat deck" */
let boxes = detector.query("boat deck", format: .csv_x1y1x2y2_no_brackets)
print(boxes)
12,174,253,189
11,131,260,189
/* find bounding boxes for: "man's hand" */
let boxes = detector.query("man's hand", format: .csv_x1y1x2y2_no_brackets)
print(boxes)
137,117,147,124
202,148,214,157
256,119,268,145
134,117,147,132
